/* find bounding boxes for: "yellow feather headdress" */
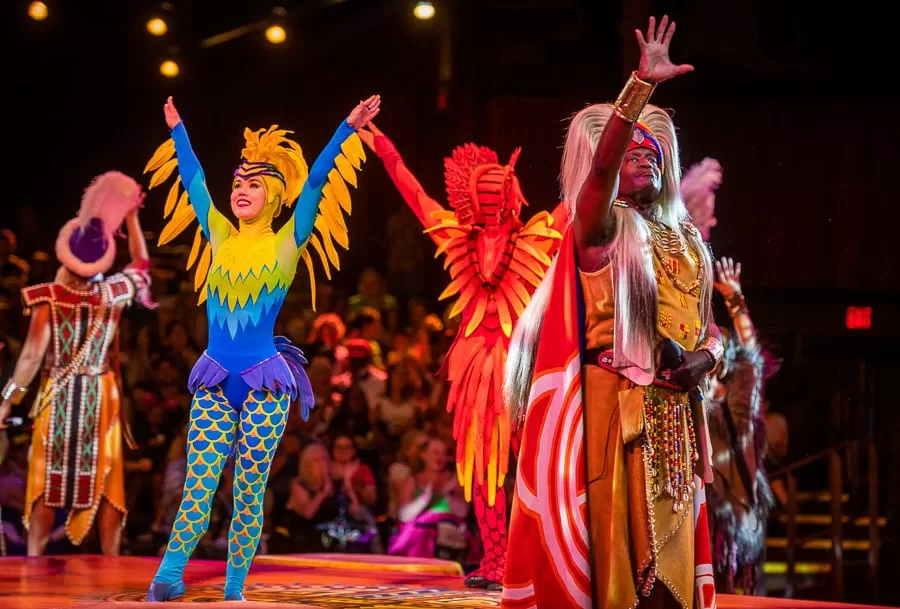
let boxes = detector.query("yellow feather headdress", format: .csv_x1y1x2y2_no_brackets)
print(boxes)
237,125,308,211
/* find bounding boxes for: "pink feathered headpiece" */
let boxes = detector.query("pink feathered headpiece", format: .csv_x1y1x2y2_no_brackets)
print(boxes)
55,171,143,278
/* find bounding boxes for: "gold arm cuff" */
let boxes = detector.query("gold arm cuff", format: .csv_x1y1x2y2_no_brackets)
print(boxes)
614,72,656,123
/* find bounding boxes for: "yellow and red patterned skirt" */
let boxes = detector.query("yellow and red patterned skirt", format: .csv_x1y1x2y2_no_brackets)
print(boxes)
584,364,700,609
24,370,126,544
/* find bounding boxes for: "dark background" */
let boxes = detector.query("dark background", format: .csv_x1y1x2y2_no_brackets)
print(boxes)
5,0,896,295
4,1,899,600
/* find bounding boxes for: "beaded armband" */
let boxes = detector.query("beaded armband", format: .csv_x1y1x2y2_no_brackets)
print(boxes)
2,379,28,405
697,335,724,373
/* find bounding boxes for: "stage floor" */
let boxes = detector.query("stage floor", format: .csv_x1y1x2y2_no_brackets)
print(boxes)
0,554,890,609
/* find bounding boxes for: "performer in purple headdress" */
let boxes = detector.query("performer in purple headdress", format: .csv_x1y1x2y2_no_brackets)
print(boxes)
0,171,153,556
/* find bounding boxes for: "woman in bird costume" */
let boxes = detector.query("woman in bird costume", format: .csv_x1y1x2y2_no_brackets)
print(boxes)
145,95,380,602
358,124,566,589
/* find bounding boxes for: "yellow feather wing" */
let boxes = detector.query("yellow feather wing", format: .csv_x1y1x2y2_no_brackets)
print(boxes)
144,139,175,173
300,133,366,309
341,134,366,169
301,250,317,307
143,136,217,303
307,234,332,280
163,176,182,218
157,192,194,246
194,243,212,292
148,159,178,189
186,225,203,268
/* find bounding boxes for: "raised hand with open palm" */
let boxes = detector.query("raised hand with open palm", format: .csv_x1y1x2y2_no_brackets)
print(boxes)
635,15,694,83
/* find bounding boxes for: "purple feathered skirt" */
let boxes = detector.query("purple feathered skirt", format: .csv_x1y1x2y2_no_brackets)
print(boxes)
187,336,315,420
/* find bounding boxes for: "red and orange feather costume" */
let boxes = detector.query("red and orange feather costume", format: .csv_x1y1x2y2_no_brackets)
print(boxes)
369,132,565,586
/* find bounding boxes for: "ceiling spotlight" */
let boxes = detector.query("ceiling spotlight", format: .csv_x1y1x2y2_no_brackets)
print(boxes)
28,2,48,21
160,60,179,78
413,1,435,20
265,25,286,44
147,17,168,36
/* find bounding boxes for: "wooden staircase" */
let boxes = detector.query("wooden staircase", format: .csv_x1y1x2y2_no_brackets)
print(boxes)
763,441,885,604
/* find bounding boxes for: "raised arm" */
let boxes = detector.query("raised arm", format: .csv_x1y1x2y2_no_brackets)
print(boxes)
125,211,149,268
0,304,51,429
164,97,232,248
282,95,382,250
715,257,758,349
357,123,446,233
121,211,156,309
574,16,693,265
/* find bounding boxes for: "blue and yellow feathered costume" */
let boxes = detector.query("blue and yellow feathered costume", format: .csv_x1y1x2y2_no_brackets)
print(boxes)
144,116,365,601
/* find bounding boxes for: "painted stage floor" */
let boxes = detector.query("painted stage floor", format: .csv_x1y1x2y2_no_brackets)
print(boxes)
0,554,891,609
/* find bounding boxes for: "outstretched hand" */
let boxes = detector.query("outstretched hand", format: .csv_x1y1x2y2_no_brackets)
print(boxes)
714,257,742,297
348,95,382,130
163,96,181,130
356,122,384,152
635,15,694,83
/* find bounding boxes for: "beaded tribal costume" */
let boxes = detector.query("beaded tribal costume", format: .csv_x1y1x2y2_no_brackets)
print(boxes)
22,268,150,544
6,171,154,549
502,106,720,609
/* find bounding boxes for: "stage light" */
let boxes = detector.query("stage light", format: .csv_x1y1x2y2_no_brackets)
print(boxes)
160,60,179,78
147,17,168,36
413,1,435,20
265,25,286,44
28,2,48,21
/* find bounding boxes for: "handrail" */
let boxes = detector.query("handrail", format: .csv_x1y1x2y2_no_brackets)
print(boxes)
769,441,855,479
768,439,879,603
868,442,880,603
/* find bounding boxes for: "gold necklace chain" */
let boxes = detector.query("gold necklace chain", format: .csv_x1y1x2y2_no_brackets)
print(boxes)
612,202,702,296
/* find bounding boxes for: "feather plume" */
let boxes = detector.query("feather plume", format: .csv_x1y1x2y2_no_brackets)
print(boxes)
78,171,143,233
681,157,723,241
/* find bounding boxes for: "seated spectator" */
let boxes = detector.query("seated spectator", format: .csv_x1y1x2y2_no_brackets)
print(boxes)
388,436,469,561
330,434,377,508
273,442,377,554
386,430,428,521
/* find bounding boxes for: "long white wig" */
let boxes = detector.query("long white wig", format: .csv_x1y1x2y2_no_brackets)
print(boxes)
504,104,714,425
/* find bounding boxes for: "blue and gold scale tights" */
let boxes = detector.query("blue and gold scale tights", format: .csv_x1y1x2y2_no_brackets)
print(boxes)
149,386,288,600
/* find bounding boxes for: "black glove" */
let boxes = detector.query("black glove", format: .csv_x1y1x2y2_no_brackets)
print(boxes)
657,338,715,391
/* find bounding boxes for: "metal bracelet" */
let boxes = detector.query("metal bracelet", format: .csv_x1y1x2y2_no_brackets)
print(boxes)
2,379,28,403
614,72,656,123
